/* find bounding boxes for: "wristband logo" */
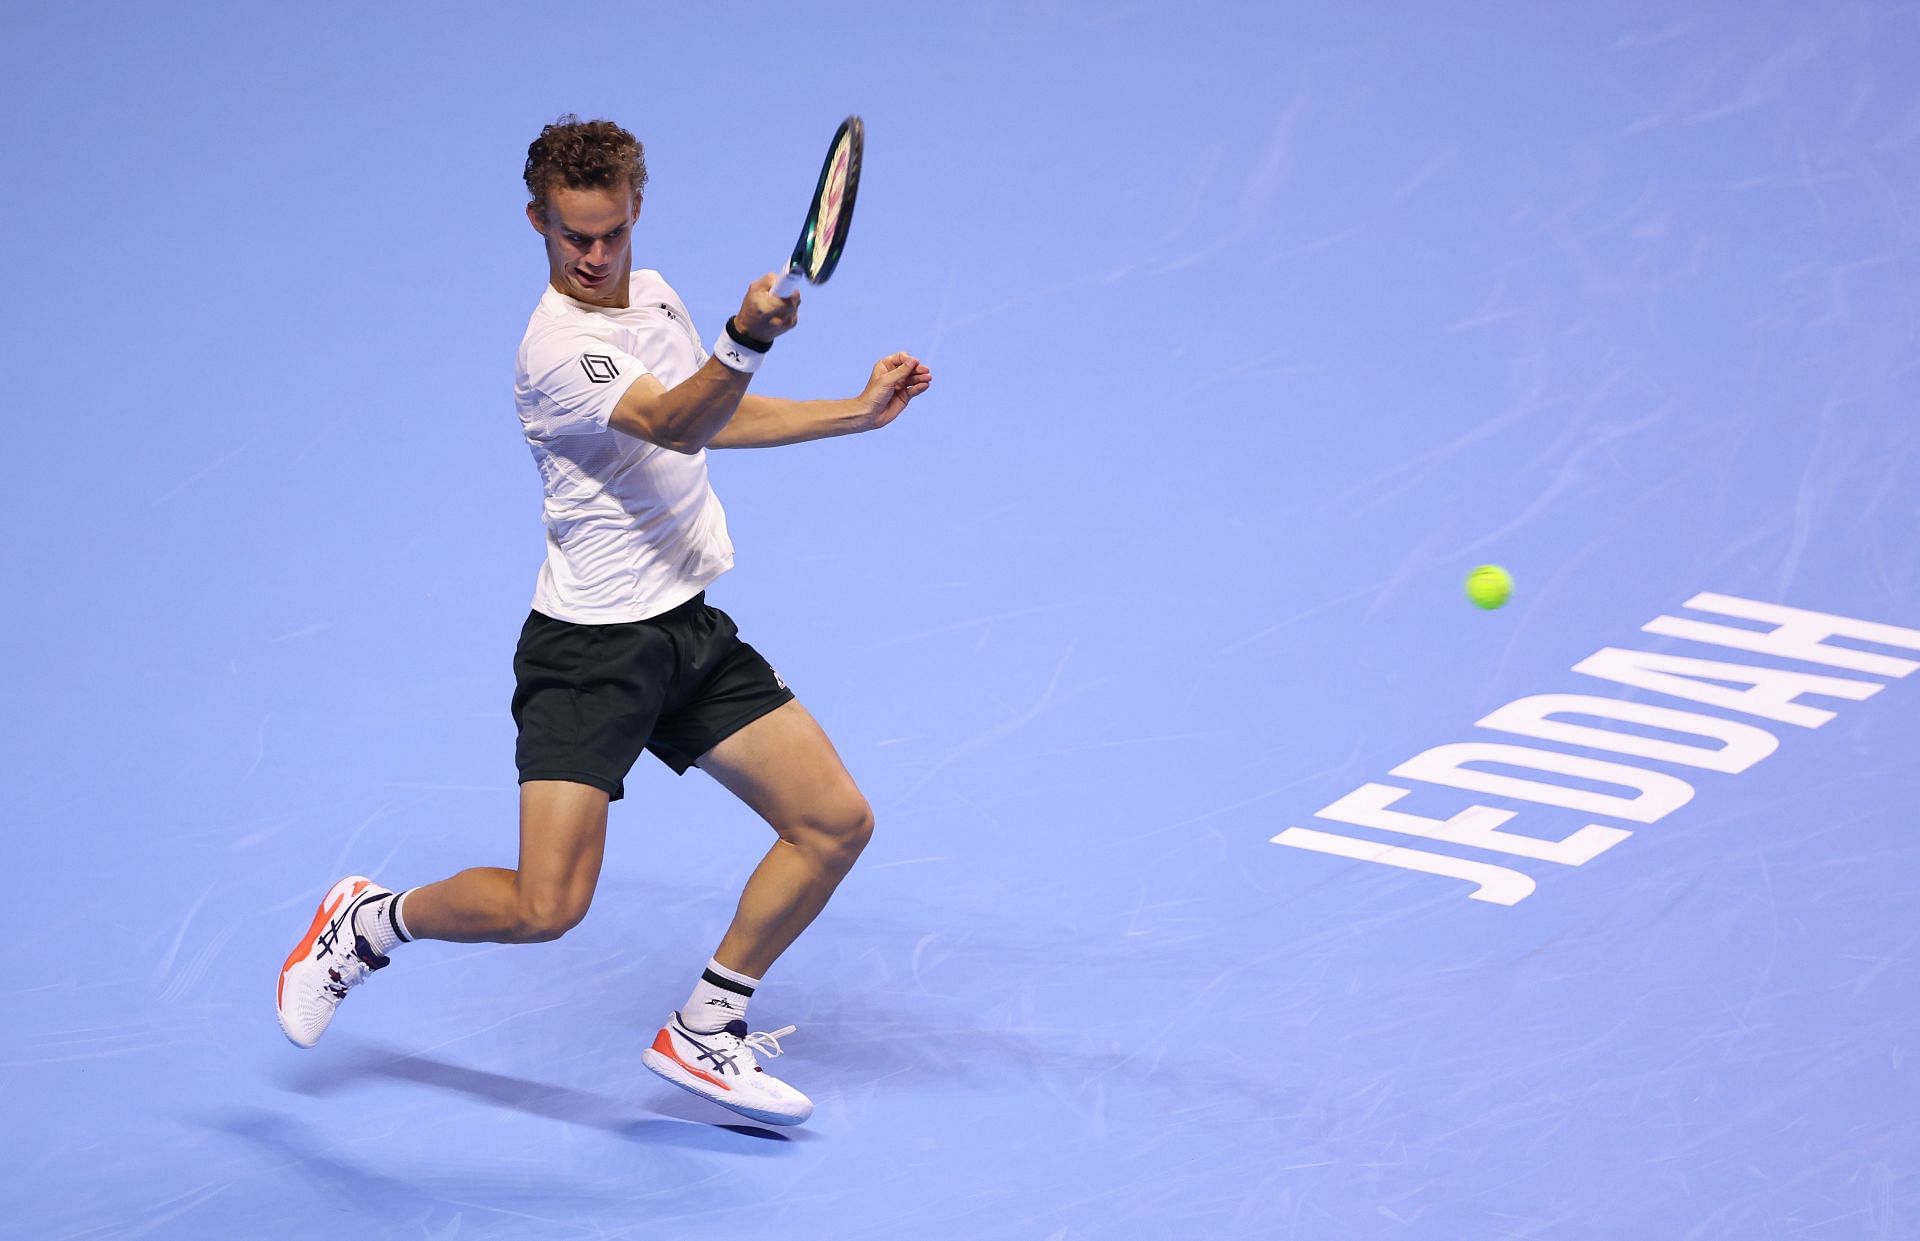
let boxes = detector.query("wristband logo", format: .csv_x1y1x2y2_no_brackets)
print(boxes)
580,353,620,384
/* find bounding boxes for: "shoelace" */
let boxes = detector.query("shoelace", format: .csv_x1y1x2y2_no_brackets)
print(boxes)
742,1025,798,1059
321,939,382,998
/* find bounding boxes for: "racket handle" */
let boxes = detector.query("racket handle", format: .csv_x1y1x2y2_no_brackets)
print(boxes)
771,269,801,299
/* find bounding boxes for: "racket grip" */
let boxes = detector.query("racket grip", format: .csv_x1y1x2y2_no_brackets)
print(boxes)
771,269,801,299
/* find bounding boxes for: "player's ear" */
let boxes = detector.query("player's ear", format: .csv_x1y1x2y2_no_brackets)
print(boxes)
525,201,548,235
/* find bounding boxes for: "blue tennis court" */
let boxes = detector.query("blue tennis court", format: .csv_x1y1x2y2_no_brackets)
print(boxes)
4,3,1917,1237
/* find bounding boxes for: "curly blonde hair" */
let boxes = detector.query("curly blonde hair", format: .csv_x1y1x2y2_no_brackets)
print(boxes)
523,115,648,214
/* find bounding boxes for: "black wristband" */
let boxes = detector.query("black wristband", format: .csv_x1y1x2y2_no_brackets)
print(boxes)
725,316,774,354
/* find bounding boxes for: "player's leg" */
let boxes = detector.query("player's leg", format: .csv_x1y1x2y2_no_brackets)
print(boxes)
278,604,662,1048
400,779,611,943
277,779,613,1047
640,694,869,1127
696,699,873,977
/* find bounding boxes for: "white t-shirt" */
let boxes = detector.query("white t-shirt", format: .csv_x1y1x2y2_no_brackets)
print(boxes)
515,270,735,623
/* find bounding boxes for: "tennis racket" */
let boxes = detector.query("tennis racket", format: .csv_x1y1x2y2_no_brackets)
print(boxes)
771,116,864,298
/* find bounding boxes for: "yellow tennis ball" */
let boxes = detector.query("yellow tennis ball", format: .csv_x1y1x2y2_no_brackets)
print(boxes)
1466,564,1513,609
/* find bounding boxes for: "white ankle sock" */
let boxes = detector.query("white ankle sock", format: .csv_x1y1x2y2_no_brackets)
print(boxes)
681,957,760,1033
353,889,413,957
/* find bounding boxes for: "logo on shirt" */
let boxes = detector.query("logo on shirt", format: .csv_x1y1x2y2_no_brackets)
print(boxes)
580,353,620,384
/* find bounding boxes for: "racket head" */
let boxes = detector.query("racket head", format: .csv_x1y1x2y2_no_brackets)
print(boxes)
787,115,864,286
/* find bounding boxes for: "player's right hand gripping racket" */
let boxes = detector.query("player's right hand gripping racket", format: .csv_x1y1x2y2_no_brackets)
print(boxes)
770,116,864,298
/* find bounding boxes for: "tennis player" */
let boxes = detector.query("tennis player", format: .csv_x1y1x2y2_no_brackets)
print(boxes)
277,116,931,1127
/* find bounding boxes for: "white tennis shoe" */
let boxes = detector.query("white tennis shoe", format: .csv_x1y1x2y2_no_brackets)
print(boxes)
277,875,391,1048
641,1012,814,1126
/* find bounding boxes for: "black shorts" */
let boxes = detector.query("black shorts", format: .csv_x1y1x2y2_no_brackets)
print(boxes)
511,593,795,801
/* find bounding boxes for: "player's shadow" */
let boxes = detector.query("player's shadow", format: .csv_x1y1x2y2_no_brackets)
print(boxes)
280,1036,806,1149
208,1110,491,1219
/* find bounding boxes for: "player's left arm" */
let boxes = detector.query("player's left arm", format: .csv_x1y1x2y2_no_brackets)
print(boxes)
706,352,932,449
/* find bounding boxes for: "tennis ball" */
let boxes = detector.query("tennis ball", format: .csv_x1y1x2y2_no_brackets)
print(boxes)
1466,564,1513,610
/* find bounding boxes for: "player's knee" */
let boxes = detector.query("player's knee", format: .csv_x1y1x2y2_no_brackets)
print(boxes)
845,800,875,857
788,797,873,868
514,888,591,942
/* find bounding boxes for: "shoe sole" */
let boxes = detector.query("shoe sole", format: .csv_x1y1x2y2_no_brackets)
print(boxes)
640,1046,811,1127
277,875,373,1048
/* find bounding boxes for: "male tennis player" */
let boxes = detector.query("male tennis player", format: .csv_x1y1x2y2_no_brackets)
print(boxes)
277,116,931,1127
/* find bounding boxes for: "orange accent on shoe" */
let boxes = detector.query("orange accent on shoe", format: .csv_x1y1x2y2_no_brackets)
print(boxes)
278,880,370,1007
652,1027,731,1092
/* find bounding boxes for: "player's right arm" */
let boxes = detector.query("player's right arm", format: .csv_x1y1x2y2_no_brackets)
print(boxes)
525,276,798,454
607,276,799,453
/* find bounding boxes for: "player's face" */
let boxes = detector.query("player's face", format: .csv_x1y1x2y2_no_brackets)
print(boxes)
529,185,641,306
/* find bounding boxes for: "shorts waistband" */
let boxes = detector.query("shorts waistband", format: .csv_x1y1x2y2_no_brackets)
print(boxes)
531,591,707,629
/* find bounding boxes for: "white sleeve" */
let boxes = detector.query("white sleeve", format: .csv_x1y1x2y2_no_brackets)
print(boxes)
522,327,648,435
